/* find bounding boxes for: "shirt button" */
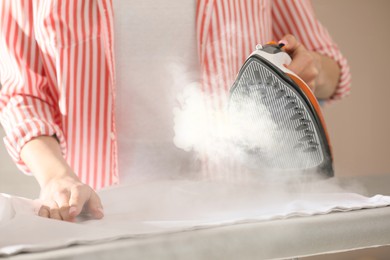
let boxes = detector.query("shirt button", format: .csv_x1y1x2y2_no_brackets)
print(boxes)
110,132,115,140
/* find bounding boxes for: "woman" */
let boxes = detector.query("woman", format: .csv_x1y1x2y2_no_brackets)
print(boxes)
0,0,351,221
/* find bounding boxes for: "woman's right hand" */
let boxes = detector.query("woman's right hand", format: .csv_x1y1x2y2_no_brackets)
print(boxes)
20,136,104,221
38,173,104,222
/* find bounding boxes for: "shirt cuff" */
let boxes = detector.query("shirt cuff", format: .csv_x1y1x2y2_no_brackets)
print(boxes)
2,118,67,175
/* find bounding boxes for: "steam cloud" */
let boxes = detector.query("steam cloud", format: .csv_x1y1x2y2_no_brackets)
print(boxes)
170,61,366,196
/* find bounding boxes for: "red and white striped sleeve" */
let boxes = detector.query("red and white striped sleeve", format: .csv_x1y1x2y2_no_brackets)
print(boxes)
0,1,66,174
271,0,351,102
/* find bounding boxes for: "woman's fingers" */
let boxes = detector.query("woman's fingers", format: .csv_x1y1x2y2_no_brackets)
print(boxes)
53,190,72,221
38,203,62,220
38,205,50,218
280,34,303,56
68,184,104,219
37,182,104,221
68,185,90,218
49,205,62,220
279,34,321,91
87,192,104,219
296,65,319,91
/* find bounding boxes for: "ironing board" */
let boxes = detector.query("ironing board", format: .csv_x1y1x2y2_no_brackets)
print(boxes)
4,174,390,260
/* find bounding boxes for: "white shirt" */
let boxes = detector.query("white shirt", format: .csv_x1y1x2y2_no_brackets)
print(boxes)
114,0,200,181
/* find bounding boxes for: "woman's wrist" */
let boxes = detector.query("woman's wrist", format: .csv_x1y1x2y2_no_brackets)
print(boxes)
38,168,80,189
313,53,341,99
20,135,79,188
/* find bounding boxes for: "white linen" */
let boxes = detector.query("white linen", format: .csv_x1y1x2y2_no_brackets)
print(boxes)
1,179,390,256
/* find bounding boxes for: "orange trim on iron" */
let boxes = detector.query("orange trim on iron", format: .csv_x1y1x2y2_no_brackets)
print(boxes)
286,73,333,159
266,41,278,45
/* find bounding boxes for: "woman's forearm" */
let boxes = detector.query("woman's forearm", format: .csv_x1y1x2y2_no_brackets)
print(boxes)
20,136,78,188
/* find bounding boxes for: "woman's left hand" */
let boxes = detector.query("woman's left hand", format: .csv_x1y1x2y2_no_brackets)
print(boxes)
279,34,322,93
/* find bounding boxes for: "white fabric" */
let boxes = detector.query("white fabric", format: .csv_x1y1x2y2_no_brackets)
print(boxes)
114,0,200,180
1,179,390,256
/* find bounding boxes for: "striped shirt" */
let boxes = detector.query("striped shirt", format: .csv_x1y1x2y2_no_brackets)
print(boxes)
0,0,351,190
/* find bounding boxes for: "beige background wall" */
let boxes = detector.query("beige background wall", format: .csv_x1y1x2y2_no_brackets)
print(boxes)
313,0,390,177
1,0,389,197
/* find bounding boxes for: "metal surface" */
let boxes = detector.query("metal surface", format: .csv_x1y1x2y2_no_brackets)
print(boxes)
6,205,390,260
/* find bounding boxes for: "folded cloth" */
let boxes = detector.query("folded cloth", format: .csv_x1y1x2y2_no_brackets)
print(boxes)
1,179,390,256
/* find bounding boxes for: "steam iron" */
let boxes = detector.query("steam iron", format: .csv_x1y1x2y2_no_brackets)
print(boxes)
228,42,334,177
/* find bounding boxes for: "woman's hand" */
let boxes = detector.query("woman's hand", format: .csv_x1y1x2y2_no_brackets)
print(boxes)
20,136,104,221
279,34,340,99
38,173,104,222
